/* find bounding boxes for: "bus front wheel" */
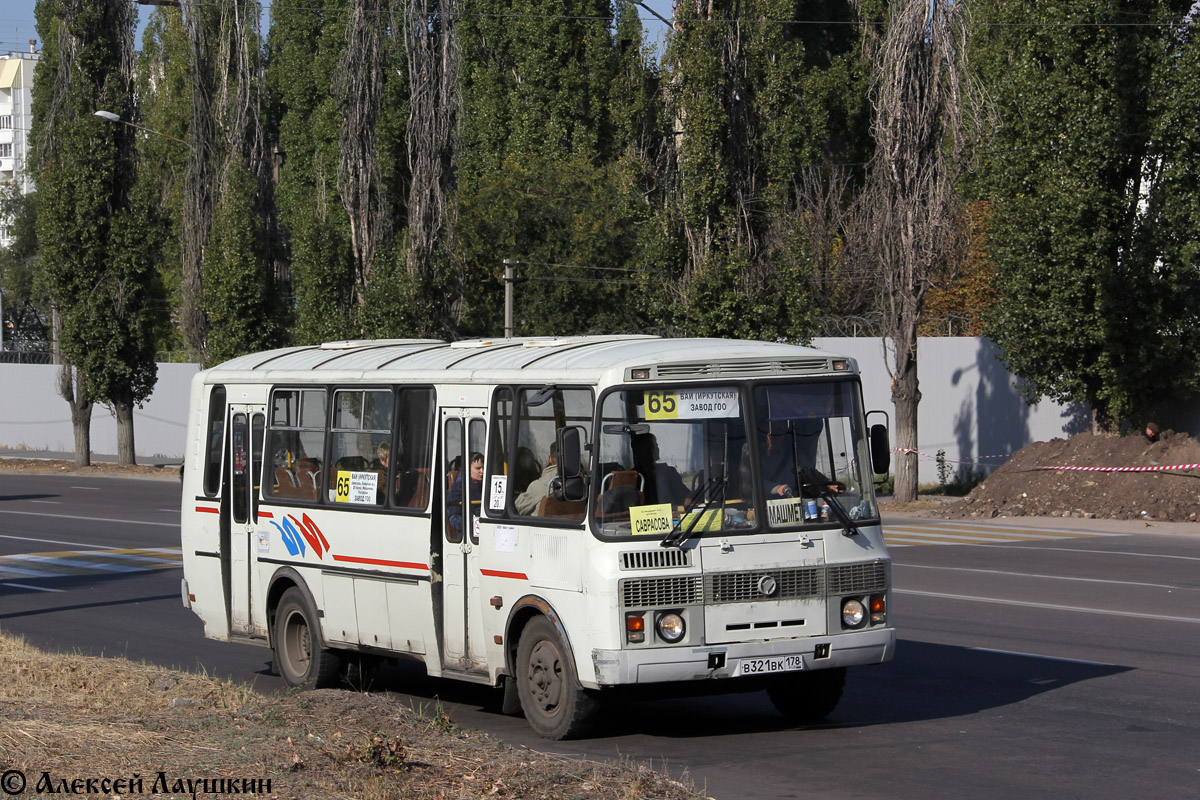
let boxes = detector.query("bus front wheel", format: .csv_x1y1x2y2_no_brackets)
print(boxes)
273,587,342,689
767,667,847,723
515,616,598,739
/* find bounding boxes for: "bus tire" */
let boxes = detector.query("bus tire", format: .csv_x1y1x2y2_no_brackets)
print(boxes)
515,616,598,739
273,587,342,689
767,667,846,723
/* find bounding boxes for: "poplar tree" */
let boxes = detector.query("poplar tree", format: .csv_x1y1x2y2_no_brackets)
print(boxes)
974,0,1200,430
33,0,158,465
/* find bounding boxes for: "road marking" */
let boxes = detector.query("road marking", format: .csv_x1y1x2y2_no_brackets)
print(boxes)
0,548,183,582
884,521,1125,548
895,563,1185,590
70,486,100,490
0,583,65,593
896,589,1200,625
0,533,115,549
0,509,177,528
968,647,1118,668
965,543,1200,562
30,500,61,505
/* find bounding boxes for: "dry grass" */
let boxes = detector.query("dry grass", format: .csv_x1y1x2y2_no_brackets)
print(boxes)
0,456,179,478
0,632,706,799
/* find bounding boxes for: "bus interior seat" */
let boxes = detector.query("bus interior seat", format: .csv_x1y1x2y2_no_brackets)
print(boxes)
274,467,300,497
537,495,587,520
407,468,430,508
597,469,644,518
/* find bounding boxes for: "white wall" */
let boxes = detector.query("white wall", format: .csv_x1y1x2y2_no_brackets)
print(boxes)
0,339,1093,475
815,337,1091,485
0,362,200,461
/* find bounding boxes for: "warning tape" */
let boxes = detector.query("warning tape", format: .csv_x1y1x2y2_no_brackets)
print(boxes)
1031,463,1200,473
894,447,1200,473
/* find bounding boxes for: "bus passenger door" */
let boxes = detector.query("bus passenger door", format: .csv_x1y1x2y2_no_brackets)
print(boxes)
440,407,489,673
225,405,265,635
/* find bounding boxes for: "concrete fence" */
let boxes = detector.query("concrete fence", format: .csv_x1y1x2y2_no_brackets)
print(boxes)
0,340,1111,479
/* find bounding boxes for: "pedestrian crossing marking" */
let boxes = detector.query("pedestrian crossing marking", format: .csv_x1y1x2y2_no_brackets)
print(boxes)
0,547,182,583
883,521,1125,548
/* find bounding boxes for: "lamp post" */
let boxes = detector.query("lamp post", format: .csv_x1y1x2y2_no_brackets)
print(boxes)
93,110,187,146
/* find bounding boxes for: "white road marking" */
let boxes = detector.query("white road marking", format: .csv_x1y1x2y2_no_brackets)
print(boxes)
897,589,1200,624
29,500,61,505
1,583,65,593
967,647,1118,667
895,563,1185,590
0,509,176,528
70,486,100,490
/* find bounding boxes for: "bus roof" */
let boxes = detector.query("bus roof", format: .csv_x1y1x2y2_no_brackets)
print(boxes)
202,336,857,384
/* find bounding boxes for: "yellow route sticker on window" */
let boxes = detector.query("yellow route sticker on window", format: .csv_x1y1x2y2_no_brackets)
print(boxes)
645,388,739,420
629,503,673,536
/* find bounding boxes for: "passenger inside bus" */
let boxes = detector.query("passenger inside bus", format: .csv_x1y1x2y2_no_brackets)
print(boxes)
447,452,484,534
515,444,557,515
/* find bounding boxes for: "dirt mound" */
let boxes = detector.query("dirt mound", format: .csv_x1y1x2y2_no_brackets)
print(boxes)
935,430,1200,522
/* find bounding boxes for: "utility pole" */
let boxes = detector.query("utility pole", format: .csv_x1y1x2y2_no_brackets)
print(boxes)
503,259,519,339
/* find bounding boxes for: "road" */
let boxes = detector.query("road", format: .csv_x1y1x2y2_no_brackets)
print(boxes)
2,472,1199,799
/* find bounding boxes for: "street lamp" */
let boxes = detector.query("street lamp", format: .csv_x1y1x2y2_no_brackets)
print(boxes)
93,109,187,146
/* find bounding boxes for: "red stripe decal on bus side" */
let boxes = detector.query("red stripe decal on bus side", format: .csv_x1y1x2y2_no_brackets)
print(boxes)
257,511,274,519
331,554,429,571
196,506,220,514
480,569,529,581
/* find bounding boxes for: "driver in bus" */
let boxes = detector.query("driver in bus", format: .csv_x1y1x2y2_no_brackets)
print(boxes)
761,421,841,498
631,433,689,510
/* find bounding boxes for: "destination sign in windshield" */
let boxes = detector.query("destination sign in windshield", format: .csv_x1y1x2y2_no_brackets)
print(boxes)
645,388,740,420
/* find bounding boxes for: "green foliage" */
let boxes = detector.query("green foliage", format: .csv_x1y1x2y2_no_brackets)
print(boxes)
974,0,1200,428
202,164,278,364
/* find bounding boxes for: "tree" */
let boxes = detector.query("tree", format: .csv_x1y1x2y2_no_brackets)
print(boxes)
0,186,49,351
975,0,1200,431
659,0,872,340
455,0,647,336
848,0,987,502
33,0,158,465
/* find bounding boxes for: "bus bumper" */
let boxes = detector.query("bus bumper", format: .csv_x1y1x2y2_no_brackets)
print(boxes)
588,626,895,687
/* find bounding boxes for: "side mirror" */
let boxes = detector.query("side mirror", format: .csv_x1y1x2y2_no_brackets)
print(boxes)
555,425,588,502
870,423,891,476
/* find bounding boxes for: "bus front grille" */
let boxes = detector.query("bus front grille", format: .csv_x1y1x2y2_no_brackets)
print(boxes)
827,560,889,594
621,575,705,607
620,560,888,609
705,567,825,603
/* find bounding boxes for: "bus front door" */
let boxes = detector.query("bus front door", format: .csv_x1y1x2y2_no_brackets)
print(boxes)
440,407,489,674
224,405,266,636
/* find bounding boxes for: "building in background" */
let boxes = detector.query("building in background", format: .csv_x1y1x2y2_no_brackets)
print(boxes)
0,40,39,249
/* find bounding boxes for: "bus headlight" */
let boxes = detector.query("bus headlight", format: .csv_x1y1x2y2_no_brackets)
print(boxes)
841,598,866,628
655,611,686,643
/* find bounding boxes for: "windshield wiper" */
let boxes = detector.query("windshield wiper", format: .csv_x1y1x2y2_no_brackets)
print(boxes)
802,482,859,537
661,475,726,548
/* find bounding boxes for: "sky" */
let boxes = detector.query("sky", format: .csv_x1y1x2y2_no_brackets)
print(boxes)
0,1,674,56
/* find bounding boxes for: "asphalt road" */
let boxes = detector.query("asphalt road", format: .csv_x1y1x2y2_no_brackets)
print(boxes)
2,472,1199,799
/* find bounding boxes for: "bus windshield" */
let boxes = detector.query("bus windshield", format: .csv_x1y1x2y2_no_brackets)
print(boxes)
593,381,877,539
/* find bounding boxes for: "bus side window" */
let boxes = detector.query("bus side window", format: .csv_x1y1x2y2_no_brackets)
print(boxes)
394,388,435,509
512,387,594,522
265,388,326,503
330,388,393,506
203,386,226,497
488,387,515,515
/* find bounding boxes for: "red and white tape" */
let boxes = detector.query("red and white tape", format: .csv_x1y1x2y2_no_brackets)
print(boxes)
1032,463,1200,473
894,447,1200,473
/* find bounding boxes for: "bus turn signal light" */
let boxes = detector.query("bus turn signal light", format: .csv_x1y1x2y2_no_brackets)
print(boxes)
626,612,646,644
870,594,886,624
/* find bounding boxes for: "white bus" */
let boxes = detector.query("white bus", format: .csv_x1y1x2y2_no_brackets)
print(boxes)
180,336,895,739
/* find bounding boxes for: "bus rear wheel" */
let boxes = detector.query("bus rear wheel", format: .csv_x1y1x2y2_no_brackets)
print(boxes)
273,587,342,689
767,667,847,723
516,616,599,739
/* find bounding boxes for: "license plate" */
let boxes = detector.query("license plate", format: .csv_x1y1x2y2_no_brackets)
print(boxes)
733,654,805,676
